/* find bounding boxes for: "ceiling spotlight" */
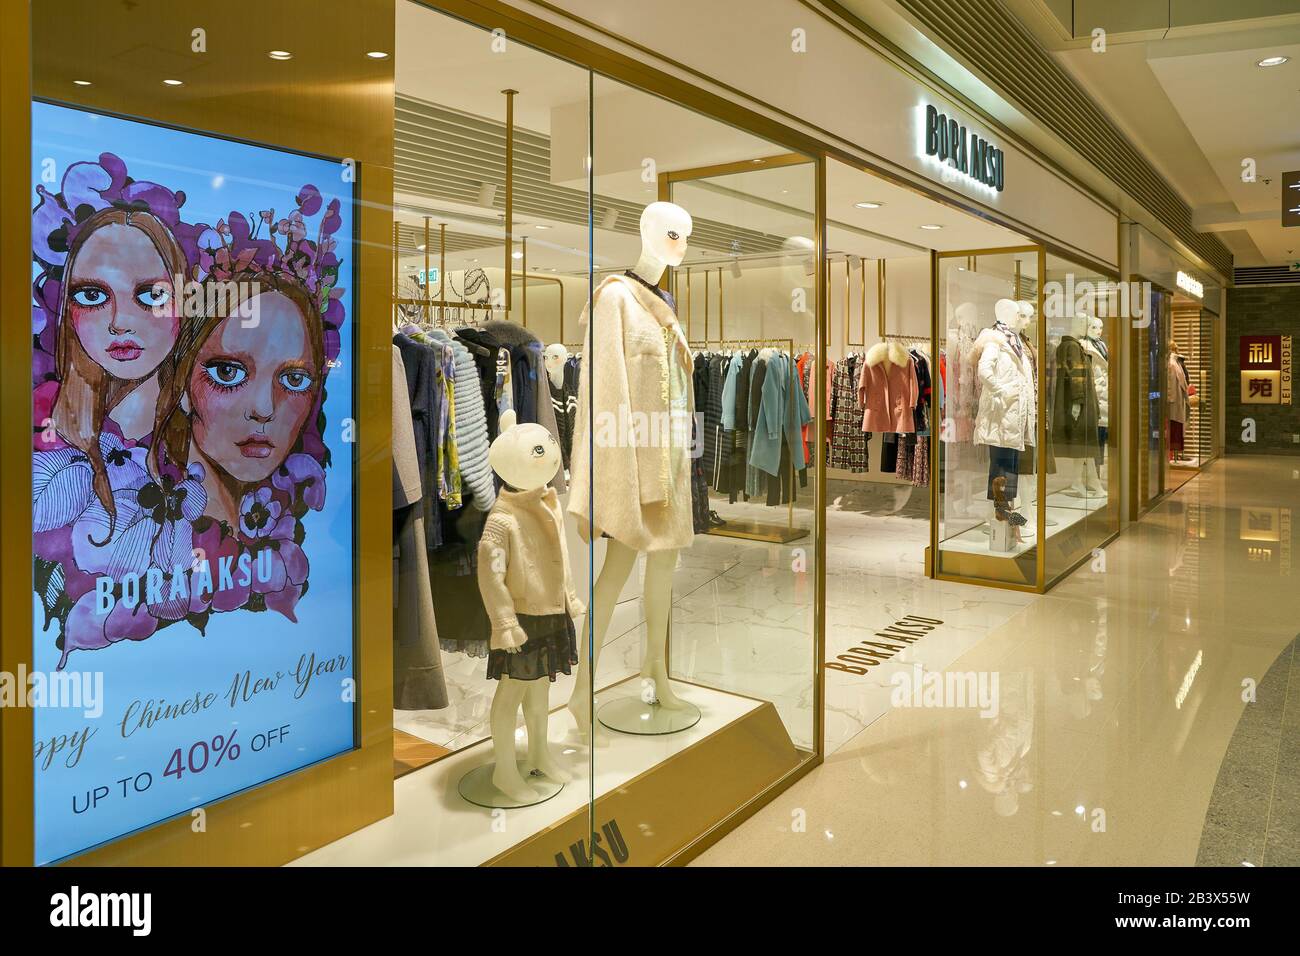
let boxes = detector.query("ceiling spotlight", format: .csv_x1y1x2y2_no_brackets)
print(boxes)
73,79,92,86
601,207,619,230
920,223,943,230
416,244,425,251
730,259,743,279
512,251,524,260
1257,55,1289,67
268,50,293,60
366,51,390,59
477,182,498,207
855,201,884,209
163,79,184,86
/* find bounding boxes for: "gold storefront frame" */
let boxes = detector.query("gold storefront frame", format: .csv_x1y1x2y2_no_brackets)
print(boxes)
422,2,829,865
3,0,396,866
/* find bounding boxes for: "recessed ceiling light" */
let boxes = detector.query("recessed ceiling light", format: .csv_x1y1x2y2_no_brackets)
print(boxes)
855,201,884,209
920,223,943,230
1257,55,1289,67
268,50,293,60
73,79,92,87
163,79,183,86
512,251,524,260
534,224,550,230
366,51,390,59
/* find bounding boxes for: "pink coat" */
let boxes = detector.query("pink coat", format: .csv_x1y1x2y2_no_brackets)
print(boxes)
857,342,919,433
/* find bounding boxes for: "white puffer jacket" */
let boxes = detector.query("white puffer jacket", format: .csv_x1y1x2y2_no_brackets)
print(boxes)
1079,337,1109,427
973,325,1037,451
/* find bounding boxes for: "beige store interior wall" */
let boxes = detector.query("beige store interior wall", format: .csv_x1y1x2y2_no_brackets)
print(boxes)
500,0,1120,270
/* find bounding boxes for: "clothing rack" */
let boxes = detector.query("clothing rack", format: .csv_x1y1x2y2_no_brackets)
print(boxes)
691,337,808,545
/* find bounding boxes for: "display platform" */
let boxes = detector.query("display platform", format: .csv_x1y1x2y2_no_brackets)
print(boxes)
295,680,801,867
939,494,1110,559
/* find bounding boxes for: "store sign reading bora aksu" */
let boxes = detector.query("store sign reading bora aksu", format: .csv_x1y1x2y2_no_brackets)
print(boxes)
923,104,1005,193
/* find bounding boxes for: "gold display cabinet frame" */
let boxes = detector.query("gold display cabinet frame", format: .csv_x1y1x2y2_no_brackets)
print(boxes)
2,0,396,866
1128,276,1173,521
928,246,1122,594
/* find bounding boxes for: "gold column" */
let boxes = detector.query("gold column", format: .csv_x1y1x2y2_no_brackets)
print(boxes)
423,215,431,320
502,88,517,313
877,258,887,338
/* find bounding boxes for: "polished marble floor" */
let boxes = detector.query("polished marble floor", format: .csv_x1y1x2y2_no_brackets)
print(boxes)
398,476,1028,757
694,456,1300,866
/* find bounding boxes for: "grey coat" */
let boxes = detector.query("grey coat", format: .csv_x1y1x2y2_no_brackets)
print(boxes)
392,347,449,711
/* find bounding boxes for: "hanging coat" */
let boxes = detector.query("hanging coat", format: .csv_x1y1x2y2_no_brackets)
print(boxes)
858,341,919,433
1050,335,1100,458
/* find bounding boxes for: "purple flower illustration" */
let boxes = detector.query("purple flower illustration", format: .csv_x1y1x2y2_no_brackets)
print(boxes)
272,453,327,512
60,589,159,668
239,486,283,538
250,511,310,623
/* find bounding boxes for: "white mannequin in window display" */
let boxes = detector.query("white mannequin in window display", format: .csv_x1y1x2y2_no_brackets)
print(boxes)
1076,314,1109,493
567,202,697,738
972,298,1036,542
1168,341,1190,462
476,412,581,802
1055,312,1102,498
543,342,568,390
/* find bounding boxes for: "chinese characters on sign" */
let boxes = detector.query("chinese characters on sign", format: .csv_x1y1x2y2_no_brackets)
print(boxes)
1239,334,1292,405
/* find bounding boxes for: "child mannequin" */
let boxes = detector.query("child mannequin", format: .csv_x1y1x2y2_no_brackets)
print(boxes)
476,411,585,803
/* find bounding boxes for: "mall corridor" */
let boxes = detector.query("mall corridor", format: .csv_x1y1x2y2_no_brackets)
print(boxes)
696,456,1299,866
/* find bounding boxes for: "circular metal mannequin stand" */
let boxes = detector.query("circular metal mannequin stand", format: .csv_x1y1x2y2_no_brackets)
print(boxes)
597,696,702,735
457,761,565,809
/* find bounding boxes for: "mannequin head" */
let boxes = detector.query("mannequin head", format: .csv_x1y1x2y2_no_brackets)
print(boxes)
543,343,568,388
1016,300,1035,325
1087,316,1103,339
638,202,692,269
994,298,1025,331
488,409,561,491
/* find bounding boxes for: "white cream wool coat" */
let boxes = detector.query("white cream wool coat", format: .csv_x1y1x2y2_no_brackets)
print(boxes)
568,274,695,553
972,325,1037,451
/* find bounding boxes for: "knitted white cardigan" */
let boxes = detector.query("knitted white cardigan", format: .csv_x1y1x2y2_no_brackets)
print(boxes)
567,274,695,553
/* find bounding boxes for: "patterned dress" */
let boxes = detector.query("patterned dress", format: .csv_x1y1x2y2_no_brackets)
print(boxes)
828,355,869,472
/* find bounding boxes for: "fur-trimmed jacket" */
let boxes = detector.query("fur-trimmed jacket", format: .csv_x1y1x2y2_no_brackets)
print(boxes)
972,322,1037,450
857,341,919,433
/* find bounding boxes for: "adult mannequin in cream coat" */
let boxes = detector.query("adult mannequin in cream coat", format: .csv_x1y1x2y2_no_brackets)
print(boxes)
568,202,695,741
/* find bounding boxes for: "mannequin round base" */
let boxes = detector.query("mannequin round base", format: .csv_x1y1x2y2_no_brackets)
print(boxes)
457,761,565,809
597,696,702,735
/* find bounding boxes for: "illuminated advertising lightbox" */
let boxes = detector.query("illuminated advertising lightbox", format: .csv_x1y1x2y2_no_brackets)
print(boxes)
29,101,356,864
